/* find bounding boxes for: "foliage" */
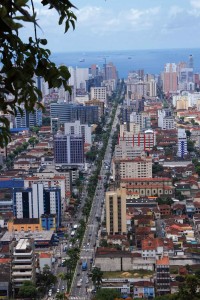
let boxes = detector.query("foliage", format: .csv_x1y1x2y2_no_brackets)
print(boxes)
18,281,37,298
0,0,77,147
94,288,121,300
187,140,195,152
152,163,164,174
37,264,57,289
91,267,103,290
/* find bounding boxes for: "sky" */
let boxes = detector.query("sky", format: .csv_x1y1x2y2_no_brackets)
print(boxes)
22,0,200,52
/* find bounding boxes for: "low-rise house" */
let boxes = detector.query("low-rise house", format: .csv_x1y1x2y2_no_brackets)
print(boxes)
159,204,171,216
142,237,174,259
133,281,155,299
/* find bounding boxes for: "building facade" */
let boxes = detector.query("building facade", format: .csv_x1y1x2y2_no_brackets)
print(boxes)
11,238,35,294
177,128,187,158
13,184,61,227
64,120,92,145
54,133,84,165
105,187,127,234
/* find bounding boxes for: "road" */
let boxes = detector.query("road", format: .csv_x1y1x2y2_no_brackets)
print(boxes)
69,105,120,300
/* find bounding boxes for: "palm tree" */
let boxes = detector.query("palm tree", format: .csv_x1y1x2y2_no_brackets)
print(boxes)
91,267,103,290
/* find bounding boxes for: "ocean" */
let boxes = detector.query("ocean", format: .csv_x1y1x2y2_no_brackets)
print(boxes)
50,48,200,79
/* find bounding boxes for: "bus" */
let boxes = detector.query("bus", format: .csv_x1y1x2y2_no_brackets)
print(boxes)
73,224,78,230
82,261,87,271
71,230,75,237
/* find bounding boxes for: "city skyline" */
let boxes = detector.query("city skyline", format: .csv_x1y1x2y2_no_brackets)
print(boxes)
21,0,200,53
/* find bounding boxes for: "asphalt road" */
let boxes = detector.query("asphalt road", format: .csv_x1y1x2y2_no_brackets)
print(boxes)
69,105,120,300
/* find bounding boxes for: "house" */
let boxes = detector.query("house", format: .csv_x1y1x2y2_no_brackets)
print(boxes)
159,204,171,216
133,281,155,299
142,237,174,259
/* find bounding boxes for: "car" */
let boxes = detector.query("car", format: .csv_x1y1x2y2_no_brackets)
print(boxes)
57,288,60,293
77,272,80,276
79,279,83,283
87,242,90,246
89,233,92,236
62,286,65,290
86,279,89,284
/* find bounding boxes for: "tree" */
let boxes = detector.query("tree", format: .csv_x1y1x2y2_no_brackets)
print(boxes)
18,281,37,299
94,288,121,300
37,264,57,289
0,0,77,147
187,140,195,152
28,136,38,148
91,267,103,290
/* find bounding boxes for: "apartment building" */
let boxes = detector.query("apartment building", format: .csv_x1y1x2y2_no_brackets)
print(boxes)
13,183,62,227
11,238,35,294
105,187,127,234
156,256,171,295
119,123,156,150
64,120,92,145
115,142,145,159
112,154,152,186
177,128,187,158
130,111,151,130
54,133,84,165
90,87,107,104
85,99,104,117
163,63,178,94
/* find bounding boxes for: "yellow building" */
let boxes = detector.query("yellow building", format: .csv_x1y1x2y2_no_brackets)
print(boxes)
8,218,42,232
105,186,127,235
176,97,189,110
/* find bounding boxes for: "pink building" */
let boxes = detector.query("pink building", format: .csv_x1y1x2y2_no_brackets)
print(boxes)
163,63,178,94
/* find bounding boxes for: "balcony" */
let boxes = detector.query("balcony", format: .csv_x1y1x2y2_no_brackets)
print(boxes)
12,271,32,277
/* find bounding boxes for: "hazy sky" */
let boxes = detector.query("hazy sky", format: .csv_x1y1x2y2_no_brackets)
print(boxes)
23,0,200,52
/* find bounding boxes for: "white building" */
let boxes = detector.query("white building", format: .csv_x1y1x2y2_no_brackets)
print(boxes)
158,109,175,130
75,67,89,90
64,120,92,145
11,238,35,292
149,79,157,97
130,112,151,130
177,128,187,158
90,87,107,105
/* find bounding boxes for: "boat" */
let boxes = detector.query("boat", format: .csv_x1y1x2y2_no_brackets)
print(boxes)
128,57,132,59
79,58,85,62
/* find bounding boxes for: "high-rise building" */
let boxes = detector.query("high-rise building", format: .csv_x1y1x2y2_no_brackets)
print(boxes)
103,62,118,81
112,154,152,186
11,238,36,293
54,133,84,165
64,120,92,145
188,54,194,68
163,63,178,94
149,79,157,97
177,128,187,158
156,256,171,295
50,103,99,125
90,87,107,105
51,117,60,134
15,107,42,129
130,112,151,130
85,99,105,117
105,187,127,234
13,184,62,226
158,109,175,130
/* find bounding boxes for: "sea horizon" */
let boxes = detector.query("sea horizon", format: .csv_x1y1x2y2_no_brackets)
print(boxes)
50,48,200,78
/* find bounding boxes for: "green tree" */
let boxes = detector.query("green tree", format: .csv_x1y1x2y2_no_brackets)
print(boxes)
94,288,121,300
91,267,103,290
42,116,51,126
0,0,77,147
37,264,57,289
187,140,195,152
28,136,38,148
18,281,37,299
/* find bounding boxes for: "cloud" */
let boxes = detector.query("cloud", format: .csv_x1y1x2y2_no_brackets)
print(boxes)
190,0,200,9
169,6,183,18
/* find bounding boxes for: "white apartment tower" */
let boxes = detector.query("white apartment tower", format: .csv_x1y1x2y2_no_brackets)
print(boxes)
64,120,92,145
11,238,35,293
177,128,187,158
90,87,107,105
